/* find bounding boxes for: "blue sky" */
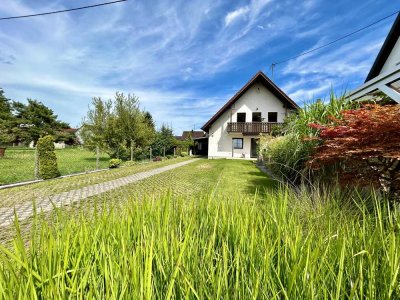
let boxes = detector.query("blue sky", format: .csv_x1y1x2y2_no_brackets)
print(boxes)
0,0,396,134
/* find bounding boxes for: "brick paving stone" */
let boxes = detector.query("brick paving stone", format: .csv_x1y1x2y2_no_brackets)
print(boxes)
0,158,200,227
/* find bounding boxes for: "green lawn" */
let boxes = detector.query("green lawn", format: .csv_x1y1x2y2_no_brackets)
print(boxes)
96,159,277,203
0,148,109,185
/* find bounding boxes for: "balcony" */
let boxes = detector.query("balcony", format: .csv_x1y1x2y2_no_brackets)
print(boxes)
227,122,283,135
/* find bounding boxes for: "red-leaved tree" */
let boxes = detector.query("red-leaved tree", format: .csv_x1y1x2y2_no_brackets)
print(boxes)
308,104,400,200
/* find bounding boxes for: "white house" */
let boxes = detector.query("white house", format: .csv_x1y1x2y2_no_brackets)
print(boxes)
349,13,400,103
201,71,299,159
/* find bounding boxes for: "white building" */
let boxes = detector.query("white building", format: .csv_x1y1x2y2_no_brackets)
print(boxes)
349,13,400,103
201,71,299,159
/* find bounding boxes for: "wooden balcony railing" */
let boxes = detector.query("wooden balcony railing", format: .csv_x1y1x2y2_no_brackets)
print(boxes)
227,122,283,134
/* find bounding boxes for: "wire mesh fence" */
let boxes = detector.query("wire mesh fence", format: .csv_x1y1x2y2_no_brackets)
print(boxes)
0,145,178,187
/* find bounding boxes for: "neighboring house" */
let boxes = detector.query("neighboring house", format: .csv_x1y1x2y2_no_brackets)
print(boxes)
175,130,208,155
201,71,299,159
349,13,400,103
175,131,206,141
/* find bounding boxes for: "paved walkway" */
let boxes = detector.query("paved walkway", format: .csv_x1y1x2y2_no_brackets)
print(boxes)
0,158,200,227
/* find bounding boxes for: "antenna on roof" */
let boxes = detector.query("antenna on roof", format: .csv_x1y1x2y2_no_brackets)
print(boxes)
270,63,275,80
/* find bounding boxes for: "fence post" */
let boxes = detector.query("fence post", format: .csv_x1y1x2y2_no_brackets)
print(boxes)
174,148,176,156
150,147,152,161
34,146,39,179
163,147,165,158
96,145,100,170
130,139,134,161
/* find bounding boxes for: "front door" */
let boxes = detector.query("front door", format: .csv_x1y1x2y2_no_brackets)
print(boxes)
250,138,258,158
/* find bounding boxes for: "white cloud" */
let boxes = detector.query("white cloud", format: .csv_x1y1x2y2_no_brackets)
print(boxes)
0,0,395,133
224,6,250,26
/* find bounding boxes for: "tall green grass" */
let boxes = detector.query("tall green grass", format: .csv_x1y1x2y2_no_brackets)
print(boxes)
0,187,398,299
264,92,358,182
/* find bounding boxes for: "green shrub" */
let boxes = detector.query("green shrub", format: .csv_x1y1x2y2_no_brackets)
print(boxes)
109,158,122,168
37,135,60,180
166,155,173,159
181,151,188,157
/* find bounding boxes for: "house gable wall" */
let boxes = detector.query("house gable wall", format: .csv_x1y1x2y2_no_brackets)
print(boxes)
208,82,288,159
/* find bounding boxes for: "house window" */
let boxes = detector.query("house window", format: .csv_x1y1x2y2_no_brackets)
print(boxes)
232,138,243,149
268,112,278,122
252,112,262,122
237,113,246,123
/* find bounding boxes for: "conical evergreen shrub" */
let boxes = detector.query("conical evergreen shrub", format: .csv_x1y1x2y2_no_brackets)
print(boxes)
37,135,60,179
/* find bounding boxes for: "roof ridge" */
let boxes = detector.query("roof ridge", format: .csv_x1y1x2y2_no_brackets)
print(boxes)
201,71,298,131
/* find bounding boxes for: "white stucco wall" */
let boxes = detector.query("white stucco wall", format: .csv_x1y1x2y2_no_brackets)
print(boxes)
380,37,400,74
207,82,289,159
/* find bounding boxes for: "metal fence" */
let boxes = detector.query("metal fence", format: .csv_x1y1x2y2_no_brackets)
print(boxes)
0,145,176,187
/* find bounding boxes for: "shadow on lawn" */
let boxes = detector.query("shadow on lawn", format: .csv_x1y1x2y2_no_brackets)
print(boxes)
245,163,279,197
82,157,109,162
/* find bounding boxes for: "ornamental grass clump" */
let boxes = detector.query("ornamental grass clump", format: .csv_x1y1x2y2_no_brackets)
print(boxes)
0,187,398,299
264,92,359,183
36,135,60,180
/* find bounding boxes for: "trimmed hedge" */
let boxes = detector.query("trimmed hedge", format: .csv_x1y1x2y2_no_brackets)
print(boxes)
37,135,60,180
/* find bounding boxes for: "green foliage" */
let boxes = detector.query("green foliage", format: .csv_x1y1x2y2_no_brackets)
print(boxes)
12,99,69,145
180,151,188,157
0,89,15,145
109,158,122,168
166,155,173,159
151,124,175,156
265,93,358,182
37,135,60,179
81,93,155,160
0,88,71,146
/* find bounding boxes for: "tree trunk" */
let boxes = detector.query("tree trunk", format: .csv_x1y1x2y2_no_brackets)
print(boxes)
96,145,100,170
367,157,400,202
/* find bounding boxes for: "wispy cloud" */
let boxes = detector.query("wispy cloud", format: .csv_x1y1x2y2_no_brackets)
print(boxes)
225,6,250,26
0,0,397,133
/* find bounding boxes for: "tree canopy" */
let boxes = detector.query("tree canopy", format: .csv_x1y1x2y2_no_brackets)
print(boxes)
81,93,156,159
0,88,69,145
151,124,175,156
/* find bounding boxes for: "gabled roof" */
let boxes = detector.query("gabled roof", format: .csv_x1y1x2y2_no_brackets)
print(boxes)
175,131,205,141
181,131,205,140
201,71,299,131
365,13,400,82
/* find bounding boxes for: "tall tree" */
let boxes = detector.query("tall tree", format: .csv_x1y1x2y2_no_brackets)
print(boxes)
152,124,175,156
0,89,14,144
114,92,142,160
12,99,68,144
80,97,112,152
81,93,156,159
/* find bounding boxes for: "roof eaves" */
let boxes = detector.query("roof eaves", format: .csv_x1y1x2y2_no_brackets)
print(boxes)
365,13,400,82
